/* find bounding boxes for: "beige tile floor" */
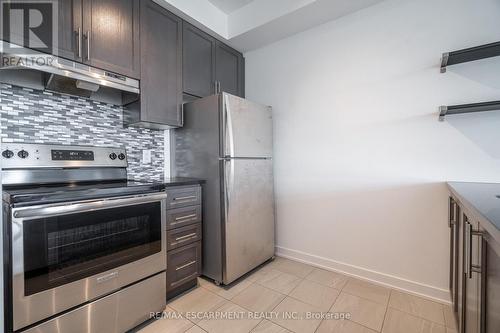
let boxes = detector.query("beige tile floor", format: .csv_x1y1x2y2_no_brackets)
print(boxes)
136,257,458,333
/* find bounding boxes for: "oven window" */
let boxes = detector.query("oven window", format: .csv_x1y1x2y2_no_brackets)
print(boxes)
23,202,162,296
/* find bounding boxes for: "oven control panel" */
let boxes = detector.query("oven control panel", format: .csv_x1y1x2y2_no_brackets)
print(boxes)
1,143,128,169
51,149,95,161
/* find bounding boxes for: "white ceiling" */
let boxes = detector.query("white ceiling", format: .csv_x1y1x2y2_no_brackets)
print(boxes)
156,0,386,51
207,0,254,14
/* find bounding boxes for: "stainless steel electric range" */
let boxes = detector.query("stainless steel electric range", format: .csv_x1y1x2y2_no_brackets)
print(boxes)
2,143,167,333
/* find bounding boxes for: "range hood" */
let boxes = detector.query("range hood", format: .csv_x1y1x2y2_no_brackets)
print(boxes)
0,42,139,105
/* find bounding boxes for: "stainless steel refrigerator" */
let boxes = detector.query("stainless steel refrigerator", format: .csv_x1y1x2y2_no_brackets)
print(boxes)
172,93,275,285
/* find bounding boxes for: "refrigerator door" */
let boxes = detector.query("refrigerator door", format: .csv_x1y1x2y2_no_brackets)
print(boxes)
222,93,273,158
222,158,275,284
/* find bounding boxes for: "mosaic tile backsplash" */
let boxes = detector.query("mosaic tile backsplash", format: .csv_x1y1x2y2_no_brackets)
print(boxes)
0,83,165,181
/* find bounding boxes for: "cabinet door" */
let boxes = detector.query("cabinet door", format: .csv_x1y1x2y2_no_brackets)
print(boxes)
484,236,500,333
449,197,460,312
56,0,82,61
140,0,182,126
1,0,82,60
215,41,244,97
166,241,202,292
464,217,482,333
182,22,216,97
458,212,465,333
82,0,140,78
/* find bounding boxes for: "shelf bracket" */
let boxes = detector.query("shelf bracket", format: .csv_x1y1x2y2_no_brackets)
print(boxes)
440,53,449,73
439,106,448,121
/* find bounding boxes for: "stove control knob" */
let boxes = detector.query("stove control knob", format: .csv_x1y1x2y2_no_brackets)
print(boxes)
18,150,29,159
118,153,126,160
2,150,14,158
109,153,117,160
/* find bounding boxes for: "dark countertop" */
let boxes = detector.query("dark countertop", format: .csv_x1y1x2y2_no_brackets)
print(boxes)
447,182,500,242
161,177,205,188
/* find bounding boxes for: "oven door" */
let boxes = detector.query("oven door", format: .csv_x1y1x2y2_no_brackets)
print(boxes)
11,193,167,331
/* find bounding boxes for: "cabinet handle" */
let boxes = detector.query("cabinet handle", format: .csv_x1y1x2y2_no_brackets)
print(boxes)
467,222,484,279
76,28,82,58
173,195,196,201
175,260,197,271
180,103,184,126
449,197,456,227
175,232,197,241
213,81,221,94
85,31,91,60
174,214,197,221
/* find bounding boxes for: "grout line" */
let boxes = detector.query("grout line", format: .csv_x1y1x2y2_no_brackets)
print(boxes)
267,320,297,333
192,325,208,333
386,289,447,326
379,290,392,333
248,319,264,333
270,294,288,312
284,276,304,296
386,307,447,328
329,291,388,332
339,288,389,307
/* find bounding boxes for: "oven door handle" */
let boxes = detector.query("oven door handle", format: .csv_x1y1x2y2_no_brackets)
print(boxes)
12,193,168,219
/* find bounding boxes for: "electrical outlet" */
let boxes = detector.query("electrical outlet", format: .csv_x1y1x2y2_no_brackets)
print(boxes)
142,150,152,164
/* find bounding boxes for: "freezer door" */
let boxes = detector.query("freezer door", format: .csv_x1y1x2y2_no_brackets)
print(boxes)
222,93,273,158
222,158,275,284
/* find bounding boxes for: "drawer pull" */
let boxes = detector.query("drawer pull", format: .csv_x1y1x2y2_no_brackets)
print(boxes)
171,273,198,287
173,195,197,201
174,214,197,221
176,260,197,271
175,233,197,241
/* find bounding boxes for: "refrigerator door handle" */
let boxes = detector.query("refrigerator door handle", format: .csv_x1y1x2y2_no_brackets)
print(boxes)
224,159,234,223
224,94,235,157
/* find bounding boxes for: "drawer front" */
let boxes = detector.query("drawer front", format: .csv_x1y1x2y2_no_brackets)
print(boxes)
167,223,202,250
166,186,201,209
22,273,165,333
167,205,202,230
166,241,201,291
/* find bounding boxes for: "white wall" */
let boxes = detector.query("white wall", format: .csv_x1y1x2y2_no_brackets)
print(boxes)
245,0,500,302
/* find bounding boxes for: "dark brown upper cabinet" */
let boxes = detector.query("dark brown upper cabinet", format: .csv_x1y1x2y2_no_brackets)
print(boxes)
0,0,81,58
215,41,245,98
183,22,245,99
123,0,182,129
53,0,140,78
56,0,83,61
182,22,216,98
82,0,140,78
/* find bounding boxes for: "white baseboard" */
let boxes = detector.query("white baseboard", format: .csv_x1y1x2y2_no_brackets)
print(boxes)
275,246,451,305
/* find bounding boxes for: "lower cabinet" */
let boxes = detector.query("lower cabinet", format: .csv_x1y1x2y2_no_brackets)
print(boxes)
449,197,460,312
484,236,500,333
165,185,202,299
166,242,202,293
463,214,482,333
448,195,500,333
